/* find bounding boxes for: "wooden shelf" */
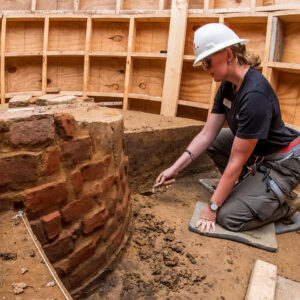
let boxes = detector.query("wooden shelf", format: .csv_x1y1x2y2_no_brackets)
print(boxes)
87,92,124,98
5,52,42,57
47,51,85,56
256,2,300,12
128,93,162,102
131,52,167,59
89,52,128,57
268,62,300,74
178,99,209,110
88,57,126,94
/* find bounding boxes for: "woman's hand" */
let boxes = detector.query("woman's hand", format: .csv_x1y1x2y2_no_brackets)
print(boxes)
155,166,178,188
196,205,216,233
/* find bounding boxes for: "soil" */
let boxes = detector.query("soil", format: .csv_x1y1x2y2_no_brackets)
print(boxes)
83,170,300,300
0,210,65,299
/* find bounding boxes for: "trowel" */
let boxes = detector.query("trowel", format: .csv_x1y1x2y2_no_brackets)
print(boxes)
142,178,176,196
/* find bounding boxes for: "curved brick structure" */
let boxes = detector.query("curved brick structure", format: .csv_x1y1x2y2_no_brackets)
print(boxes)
0,105,131,296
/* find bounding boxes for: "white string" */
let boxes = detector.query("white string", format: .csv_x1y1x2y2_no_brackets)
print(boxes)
14,211,71,300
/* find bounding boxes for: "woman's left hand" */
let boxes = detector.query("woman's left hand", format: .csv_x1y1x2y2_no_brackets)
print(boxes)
195,205,216,233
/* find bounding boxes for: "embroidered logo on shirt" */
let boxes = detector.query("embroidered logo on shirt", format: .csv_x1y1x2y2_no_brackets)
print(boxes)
223,98,232,109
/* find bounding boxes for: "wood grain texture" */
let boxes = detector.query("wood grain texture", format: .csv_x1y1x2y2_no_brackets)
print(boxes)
36,0,74,10
0,0,31,10
79,0,116,10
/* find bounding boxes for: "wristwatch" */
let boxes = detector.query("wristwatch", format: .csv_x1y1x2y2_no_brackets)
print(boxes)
209,201,219,211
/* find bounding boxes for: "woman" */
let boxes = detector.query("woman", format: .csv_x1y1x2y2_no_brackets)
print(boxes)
155,23,300,233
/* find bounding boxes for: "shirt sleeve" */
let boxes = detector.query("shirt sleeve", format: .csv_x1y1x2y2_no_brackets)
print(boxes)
236,92,272,139
211,82,226,114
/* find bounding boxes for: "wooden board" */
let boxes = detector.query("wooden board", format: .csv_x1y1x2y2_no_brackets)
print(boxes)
6,21,44,53
281,21,300,64
179,62,212,104
275,71,300,126
123,0,159,10
165,0,204,9
211,0,252,9
134,21,169,53
48,20,86,52
79,0,116,10
5,57,42,93
0,0,31,10
91,21,129,52
275,276,300,299
36,0,74,10
131,59,165,97
129,97,161,114
47,56,84,91
88,57,126,93
245,259,277,300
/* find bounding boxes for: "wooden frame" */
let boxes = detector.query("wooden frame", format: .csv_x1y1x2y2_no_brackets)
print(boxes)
0,1,300,127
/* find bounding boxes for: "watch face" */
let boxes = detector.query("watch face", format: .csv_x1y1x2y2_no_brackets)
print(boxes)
210,203,218,211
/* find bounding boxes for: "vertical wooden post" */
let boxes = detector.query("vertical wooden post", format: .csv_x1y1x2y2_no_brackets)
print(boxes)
31,0,37,11
83,17,92,97
160,0,189,117
74,0,80,12
42,16,49,95
262,14,274,79
116,0,124,14
1,16,6,104
159,0,165,11
123,16,135,110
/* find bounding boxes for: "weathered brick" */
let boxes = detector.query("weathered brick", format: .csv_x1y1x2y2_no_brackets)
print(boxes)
61,137,92,167
71,169,83,195
81,155,111,182
54,258,70,278
30,219,48,246
0,152,40,189
25,181,67,213
9,115,54,147
44,230,74,263
41,146,60,176
107,226,126,256
82,208,109,235
99,175,117,195
54,113,76,138
41,211,62,240
61,194,94,223
68,241,96,270
102,216,120,241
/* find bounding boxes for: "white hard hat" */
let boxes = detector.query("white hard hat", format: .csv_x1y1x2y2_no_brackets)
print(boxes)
193,23,249,67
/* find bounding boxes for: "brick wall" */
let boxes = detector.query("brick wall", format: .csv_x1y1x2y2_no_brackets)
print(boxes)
0,106,131,294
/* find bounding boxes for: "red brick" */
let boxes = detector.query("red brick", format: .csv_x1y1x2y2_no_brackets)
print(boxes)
61,194,94,222
41,146,60,176
44,230,74,263
80,155,111,182
0,152,39,189
54,113,76,137
9,115,54,146
30,219,48,246
54,258,70,278
99,175,117,195
68,241,96,270
61,137,92,167
102,216,120,241
82,208,109,235
25,181,67,213
71,169,83,195
41,211,62,240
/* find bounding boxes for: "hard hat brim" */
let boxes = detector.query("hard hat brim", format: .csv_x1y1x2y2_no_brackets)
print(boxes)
193,38,249,67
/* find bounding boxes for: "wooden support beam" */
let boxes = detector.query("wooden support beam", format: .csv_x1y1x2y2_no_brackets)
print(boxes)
31,0,37,11
123,16,136,110
42,16,49,94
1,17,6,104
83,17,92,97
116,0,124,14
262,14,273,78
245,259,277,300
74,0,80,12
160,0,189,116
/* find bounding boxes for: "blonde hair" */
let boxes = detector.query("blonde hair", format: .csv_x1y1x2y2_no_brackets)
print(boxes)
229,43,261,68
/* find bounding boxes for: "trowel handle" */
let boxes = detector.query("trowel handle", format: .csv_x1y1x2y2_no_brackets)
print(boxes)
163,178,176,185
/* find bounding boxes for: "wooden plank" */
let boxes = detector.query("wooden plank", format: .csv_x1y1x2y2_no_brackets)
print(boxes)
31,0,37,11
79,0,116,10
42,16,49,94
161,0,189,116
123,16,135,110
262,14,273,78
275,276,300,300
269,16,283,63
1,17,6,104
0,0,31,10
245,259,277,300
83,17,92,97
116,0,124,13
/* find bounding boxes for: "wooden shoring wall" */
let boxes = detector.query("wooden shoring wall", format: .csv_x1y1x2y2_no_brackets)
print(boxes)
1,0,300,127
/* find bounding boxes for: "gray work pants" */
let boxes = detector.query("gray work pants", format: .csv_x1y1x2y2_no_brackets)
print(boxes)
206,128,300,232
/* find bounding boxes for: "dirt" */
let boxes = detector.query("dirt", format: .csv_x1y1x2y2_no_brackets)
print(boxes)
83,170,300,300
0,210,66,299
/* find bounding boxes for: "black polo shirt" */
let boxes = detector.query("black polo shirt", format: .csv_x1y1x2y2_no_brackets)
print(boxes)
211,66,300,156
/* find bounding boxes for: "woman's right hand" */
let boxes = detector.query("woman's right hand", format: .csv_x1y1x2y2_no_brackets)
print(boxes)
155,166,178,188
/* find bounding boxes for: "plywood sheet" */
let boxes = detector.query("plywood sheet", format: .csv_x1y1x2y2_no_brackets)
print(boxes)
36,0,74,10
6,21,44,53
91,21,129,52
123,0,159,10
79,0,116,10
47,57,84,91
88,57,126,93
131,59,165,97
48,21,86,51
5,57,42,93
135,22,169,53
0,0,31,10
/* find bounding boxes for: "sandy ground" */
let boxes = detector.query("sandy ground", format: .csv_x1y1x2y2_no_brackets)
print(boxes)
83,170,300,300
0,210,65,300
